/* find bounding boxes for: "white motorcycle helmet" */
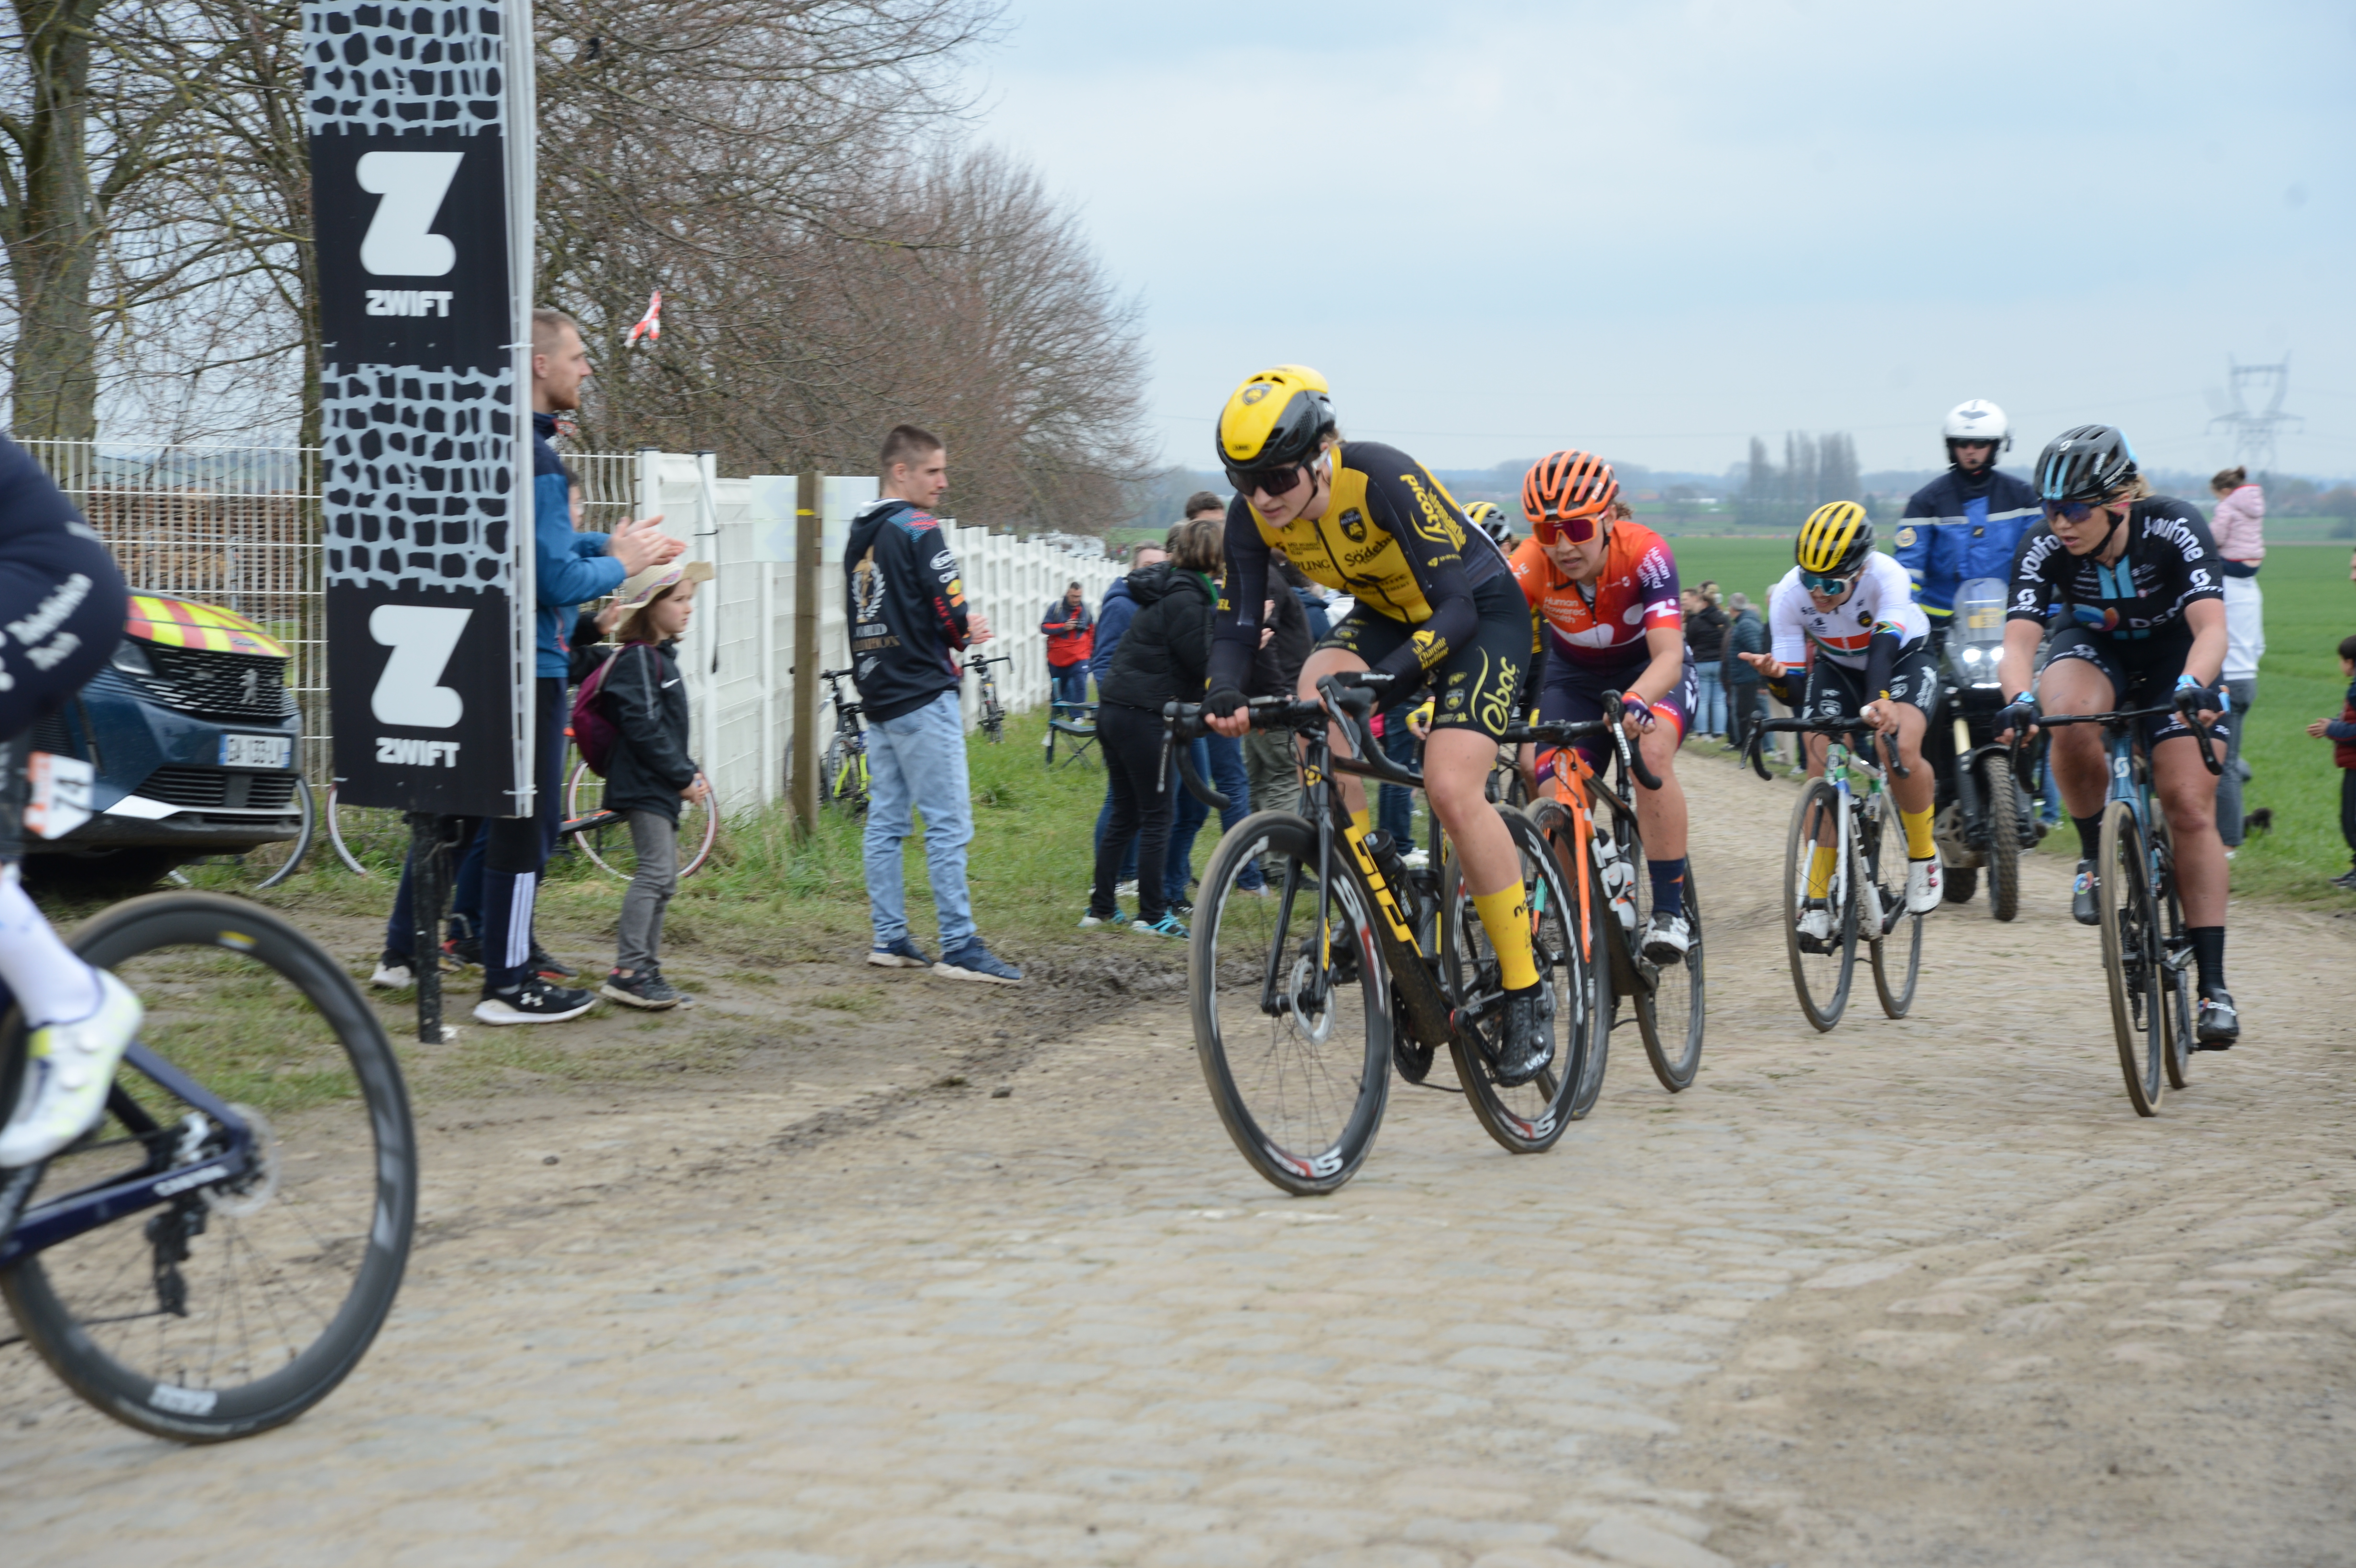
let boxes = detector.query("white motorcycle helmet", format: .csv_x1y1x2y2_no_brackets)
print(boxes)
1942,399,2011,457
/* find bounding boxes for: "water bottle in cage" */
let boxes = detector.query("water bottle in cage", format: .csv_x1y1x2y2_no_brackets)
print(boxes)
1596,832,1638,936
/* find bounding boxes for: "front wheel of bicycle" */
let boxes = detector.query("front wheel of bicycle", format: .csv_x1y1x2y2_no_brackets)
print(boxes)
2097,801,2166,1116
565,762,719,879
1784,778,1856,1032
1189,812,1390,1195
1863,795,1921,1020
2152,816,2195,1092
1981,750,2024,923
1526,798,1610,1119
324,784,409,877
0,893,417,1441
1439,807,1598,1153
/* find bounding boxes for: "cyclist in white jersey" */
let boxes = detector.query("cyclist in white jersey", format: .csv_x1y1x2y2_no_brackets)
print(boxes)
1740,501,1944,927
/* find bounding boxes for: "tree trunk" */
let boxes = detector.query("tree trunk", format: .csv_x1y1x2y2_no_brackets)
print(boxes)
4,0,107,441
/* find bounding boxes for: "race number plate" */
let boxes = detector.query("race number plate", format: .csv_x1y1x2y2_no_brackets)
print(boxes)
220,732,293,771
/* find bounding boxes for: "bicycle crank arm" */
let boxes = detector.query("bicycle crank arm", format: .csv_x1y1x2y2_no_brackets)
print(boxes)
1372,918,1455,1049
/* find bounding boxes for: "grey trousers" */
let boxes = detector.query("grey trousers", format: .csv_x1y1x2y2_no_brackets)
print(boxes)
2217,677,2257,847
616,808,681,973
1243,727,1303,820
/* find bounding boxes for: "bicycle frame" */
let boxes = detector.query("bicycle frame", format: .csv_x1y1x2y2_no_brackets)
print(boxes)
1750,718,1904,936
1508,701,1662,985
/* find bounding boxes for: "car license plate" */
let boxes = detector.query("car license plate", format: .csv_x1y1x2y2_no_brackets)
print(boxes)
220,732,292,771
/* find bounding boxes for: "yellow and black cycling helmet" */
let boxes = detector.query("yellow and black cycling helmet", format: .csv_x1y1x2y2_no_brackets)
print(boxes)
1215,365,1336,489
1795,500,1873,578
1462,500,1513,546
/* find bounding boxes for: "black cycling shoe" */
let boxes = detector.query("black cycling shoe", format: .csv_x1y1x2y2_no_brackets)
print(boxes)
2072,860,2101,926
1490,983,1553,1088
2195,983,2240,1049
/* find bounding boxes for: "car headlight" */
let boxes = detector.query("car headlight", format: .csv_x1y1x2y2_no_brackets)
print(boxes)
111,641,155,677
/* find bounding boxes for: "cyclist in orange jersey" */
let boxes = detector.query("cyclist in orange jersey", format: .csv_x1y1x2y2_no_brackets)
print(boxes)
1511,451,1697,962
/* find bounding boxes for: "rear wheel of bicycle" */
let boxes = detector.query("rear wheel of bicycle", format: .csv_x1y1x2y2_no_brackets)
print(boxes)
1981,751,2024,923
324,785,409,877
820,735,869,813
1784,778,1855,1032
1439,807,1598,1153
1527,797,1611,1119
186,776,315,892
1604,781,1705,1092
0,893,416,1441
1863,796,1921,1020
2152,817,2195,1091
2097,801,2166,1116
982,700,1005,743
565,762,718,879
1189,812,1389,1195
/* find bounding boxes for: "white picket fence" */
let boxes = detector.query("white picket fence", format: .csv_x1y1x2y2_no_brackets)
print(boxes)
23,440,1122,817
624,452,1123,815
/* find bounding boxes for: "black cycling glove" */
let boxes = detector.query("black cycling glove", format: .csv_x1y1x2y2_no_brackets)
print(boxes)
1203,686,1248,720
2174,675,2229,715
1996,692,2040,735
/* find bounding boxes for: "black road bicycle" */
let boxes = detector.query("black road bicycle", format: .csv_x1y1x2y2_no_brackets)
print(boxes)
1169,672,1593,1195
0,744,416,1440
2015,694,2220,1115
966,653,1012,743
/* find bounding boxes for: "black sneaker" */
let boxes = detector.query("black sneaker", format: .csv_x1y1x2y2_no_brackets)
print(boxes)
531,946,578,981
473,977,597,1025
1490,982,1553,1088
2195,983,2240,1048
443,934,482,969
2072,860,2101,926
600,969,680,1010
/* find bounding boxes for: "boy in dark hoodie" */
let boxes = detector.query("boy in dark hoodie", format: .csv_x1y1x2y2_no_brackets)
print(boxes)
2304,633,2356,889
597,560,714,1009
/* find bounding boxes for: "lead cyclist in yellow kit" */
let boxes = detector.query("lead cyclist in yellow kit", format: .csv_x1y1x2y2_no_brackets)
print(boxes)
1200,366,1553,1084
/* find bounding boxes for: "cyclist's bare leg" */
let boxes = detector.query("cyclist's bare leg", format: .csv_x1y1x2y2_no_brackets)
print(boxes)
2038,658,2116,818
1632,720,1687,860
1298,645,1373,827
1423,727,1520,896
1884,702,1934,817
2153,736,2228,925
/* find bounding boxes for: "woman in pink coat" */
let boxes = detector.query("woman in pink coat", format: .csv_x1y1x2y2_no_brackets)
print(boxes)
2211,466,2265,848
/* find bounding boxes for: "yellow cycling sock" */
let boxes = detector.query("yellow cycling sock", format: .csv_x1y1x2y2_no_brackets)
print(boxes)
1471,885,1541,992
1902,805,1936,861
1806,845,1836,899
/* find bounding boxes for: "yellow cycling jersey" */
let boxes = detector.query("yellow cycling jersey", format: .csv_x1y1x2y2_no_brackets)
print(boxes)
1238,441,1507,624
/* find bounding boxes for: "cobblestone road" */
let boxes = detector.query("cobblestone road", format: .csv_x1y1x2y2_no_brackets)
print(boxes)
5,759,2352,1567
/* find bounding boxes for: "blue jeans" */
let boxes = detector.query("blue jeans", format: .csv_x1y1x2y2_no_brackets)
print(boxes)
1378,708,1417,848
863,690,976,952
1693,661,1726,737
1051,664,1089,719
1165,733,1257,901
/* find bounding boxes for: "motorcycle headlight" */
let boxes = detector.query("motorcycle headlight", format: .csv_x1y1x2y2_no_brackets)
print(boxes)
1959,645,1985,664
111,641,155,677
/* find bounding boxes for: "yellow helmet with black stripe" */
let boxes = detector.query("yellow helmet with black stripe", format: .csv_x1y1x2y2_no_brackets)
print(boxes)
1215,365,1335,479
1795,500,1874,577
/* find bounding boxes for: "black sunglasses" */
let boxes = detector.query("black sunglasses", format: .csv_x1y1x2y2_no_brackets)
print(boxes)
1227,463,1307,501
2044,499,2104,523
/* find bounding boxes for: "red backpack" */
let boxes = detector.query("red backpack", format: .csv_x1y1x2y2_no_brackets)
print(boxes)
570,645,627,775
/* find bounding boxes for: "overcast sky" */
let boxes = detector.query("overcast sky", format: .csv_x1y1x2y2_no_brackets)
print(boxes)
974,0,2355,479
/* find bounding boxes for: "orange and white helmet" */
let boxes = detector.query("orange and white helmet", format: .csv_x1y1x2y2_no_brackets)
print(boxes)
1521,450,1618,544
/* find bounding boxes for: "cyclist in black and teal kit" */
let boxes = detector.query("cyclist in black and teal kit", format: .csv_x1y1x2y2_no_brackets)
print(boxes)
1199,366,1552,1084
1995,425,2238,1045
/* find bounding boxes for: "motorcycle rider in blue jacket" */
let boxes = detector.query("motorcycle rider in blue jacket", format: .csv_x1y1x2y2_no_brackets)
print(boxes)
1893,400,2043,653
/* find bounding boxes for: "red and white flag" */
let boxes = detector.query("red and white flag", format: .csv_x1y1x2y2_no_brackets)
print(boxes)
626,288,662,347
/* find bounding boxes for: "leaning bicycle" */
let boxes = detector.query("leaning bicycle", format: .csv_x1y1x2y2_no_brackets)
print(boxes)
1510,706,1706,1095
1,817,417,1439
965,653,1011,743
1172,672,1594,1194
2017,696,2218,1115
1748,715,1922,1031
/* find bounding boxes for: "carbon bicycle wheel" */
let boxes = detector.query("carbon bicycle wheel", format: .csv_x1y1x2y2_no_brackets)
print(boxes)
1439,807,1598,1153
1189,812,1389,1195
1527,797,1610,1119
566,762,717,880
324,785,409,877
2096,801,2166,1116
0,893,416,1441
2152,816,2195,1091
1863,795,1921,1020
1784,778,1856,1032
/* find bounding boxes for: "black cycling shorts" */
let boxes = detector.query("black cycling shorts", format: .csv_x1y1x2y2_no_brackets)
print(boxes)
1322,575,1536,740
0,453,127,745
1539,648,1698,772
2040,625,2226,750
1802,641,1938,730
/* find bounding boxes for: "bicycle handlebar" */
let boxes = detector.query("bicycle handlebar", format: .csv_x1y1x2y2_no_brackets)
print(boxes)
1746,715,1910,783
2015,694,2223,777
1503,688,1662,793
1160,697,1324,810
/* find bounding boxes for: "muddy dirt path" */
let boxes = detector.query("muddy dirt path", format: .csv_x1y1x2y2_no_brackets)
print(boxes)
4,754,2351,1568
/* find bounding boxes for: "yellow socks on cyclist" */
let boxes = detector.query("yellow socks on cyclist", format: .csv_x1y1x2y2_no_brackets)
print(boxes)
1806,845,1836,899
1470,885,1541,992
1902,804,1936,861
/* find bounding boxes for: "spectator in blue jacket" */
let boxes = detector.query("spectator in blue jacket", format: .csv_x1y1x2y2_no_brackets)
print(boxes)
372,308,680,1025
1892,399,2042,644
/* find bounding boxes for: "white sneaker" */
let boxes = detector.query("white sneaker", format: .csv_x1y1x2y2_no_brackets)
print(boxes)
1641,911,1692,963
1115,880,1139,899
1401,847,1430,871
1905,857,1941,915
369,957,414,989
1796,902,1832,943
0,970,143,1167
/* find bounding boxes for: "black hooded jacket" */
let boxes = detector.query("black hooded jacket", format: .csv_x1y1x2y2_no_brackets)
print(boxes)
1099,564,1217,713
600,638,700,822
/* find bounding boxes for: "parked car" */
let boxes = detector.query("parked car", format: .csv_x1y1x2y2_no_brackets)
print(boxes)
26,592,306,889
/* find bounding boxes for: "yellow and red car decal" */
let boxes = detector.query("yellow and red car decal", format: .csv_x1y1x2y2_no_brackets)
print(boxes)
123,594,288,660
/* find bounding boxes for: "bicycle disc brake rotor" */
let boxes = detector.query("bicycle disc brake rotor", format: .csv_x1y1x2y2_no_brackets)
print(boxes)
1286,950,1336,1045
200,1104,281,1220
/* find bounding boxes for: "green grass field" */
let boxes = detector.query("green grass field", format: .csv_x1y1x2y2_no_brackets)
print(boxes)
1667,536,2356,901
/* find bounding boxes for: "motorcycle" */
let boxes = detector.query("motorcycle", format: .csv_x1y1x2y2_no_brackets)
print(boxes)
1929,577,2044,920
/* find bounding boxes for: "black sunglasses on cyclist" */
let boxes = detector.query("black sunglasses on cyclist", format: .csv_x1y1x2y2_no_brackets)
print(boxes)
2044,499,2104,523
1799,569,1855,595
1227,463,1307,501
